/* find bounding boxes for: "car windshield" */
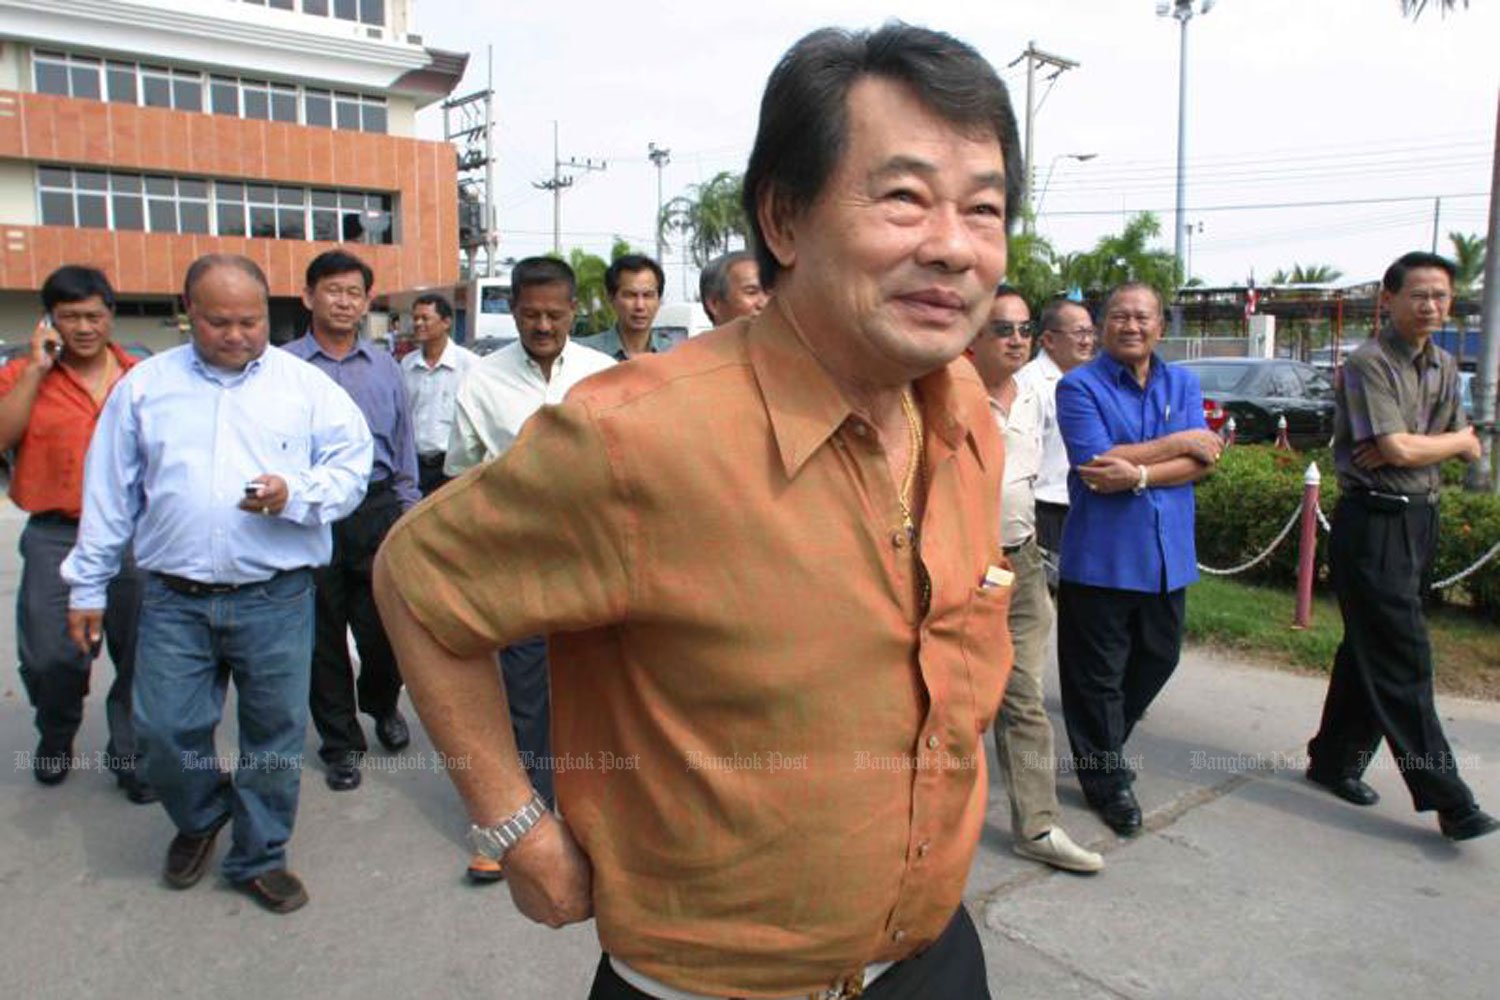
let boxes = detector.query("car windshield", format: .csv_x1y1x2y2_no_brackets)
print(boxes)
1183,363,1253,392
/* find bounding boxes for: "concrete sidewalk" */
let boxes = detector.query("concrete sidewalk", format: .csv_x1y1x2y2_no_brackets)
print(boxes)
1,499,1495,1000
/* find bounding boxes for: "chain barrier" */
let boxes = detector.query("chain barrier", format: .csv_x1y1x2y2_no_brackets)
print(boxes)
1316,505,1332,534
1431,539,1500,591
1197,504,1303,576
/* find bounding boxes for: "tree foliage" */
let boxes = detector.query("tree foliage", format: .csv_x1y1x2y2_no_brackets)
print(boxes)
564,237,638,334
1055,212,1179,304
658,171,750,269
1004,216,1064,308
1448,231,1486,296
1268,263,1344,285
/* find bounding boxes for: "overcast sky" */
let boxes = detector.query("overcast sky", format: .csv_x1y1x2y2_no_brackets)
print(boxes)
411,0,1497,297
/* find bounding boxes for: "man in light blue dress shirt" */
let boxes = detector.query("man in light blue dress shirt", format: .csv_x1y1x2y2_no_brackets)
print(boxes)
62,254,373,913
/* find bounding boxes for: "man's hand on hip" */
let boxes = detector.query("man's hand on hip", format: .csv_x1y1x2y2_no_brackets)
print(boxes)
67,609,104,656
505,812,594,927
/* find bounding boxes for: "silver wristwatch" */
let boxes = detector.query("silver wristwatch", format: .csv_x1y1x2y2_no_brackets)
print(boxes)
467,791,549,861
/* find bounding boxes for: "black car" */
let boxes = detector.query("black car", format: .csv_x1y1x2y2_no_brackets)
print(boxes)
1177,358,1335,450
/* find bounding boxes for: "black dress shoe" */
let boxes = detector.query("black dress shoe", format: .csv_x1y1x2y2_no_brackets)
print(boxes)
374,711,410,751
163,814,231,889
1439,805,1500,842
235,869,309,914
33,742,71,786
1306,771,1380,806
116,770,160,805
325,752,362,791
1092,788,1143,837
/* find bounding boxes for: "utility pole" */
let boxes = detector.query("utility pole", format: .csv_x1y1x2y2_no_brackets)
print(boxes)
1159,0,1217,336
1008,41,1078,233
1469,88,1500,493
648,142,671,264
1430,196,1441,254
533,121,606,256
443,47,497,280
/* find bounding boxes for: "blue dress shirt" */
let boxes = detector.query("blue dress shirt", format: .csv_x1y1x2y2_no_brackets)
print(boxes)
1055,352,1206,593
61,344,374,608
283,332,420,509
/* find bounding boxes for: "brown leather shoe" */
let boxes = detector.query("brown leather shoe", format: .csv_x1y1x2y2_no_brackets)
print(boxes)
163,814,230,889
235,869,309,914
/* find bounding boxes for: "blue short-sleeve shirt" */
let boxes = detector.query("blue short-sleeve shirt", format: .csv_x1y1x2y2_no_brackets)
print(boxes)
1055,353,1205,593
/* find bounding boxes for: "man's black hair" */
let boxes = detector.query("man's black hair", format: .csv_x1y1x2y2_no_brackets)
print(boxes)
742,22,1022,289
305,249,374,292
605,254,664,297
1039,296,1091,333
42,265,116,313
412,293,454,322
1382,251,1456,294
510,256,577,302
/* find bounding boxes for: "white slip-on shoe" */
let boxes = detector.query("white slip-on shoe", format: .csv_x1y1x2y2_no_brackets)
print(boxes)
1014,827,1104,873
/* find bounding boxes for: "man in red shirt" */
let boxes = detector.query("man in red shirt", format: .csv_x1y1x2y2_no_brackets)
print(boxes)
0,265,151,802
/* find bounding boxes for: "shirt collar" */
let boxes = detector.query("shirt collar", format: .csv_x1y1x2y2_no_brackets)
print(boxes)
413,340,461,371
747,300,982,479
188,346,264,385
1380,327,1438,369
297,330,372,363
1097,350,1160,388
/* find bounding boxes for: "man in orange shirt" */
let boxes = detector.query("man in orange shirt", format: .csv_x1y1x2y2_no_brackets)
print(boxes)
0,266,150,802
376,24,1019,999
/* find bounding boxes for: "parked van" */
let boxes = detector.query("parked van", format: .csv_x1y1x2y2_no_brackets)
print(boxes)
651,302,714,348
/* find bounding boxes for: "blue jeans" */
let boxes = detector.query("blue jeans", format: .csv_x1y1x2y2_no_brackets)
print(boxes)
133,569,314,881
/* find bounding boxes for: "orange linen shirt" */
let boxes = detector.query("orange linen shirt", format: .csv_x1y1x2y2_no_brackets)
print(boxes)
383,304,1012,998
0,345,135,518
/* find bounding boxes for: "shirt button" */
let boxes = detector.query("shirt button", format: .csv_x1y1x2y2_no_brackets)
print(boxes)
926,734,940,750
892,929,907,944
851,423,867,438
917,841,931,858
891,530,906,549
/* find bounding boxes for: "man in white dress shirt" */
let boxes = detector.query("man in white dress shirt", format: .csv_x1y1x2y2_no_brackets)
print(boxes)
969,285,1102,873
401,293,477,496
1015,297,1096,563
443,255,613,882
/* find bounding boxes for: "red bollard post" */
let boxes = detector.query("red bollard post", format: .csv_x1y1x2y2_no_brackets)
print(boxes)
1274,414,1291,450
1292,461,1321,630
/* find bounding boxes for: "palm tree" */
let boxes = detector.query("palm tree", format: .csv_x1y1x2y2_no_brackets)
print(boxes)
1448,232,1486,296
1268,263,1343,285
1005,214,1061,307
1056,212,1178,303
658,172,749,269
563,238,638,334
1401,0,1467,18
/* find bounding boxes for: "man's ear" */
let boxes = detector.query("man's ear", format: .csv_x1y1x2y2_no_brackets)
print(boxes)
300,287,315,312
756,184,798,272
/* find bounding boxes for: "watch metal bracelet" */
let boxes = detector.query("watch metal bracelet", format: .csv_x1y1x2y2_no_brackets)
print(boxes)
467,791,549,861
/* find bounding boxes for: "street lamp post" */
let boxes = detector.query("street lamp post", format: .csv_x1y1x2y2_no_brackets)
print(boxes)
1034,152,1097,222
648,142,671,264
1158,0,1216,332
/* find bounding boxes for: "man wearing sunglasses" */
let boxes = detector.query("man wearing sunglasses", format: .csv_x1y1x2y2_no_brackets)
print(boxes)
968,285,1103,874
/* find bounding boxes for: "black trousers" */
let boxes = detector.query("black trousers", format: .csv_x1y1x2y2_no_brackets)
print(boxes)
309,484,405,762
587,906,989,1000
500,634,554,806
1057,582,1185,800
417,453,450,497
1033,501,1068,557
17,515,142,766
1307,494,1474,813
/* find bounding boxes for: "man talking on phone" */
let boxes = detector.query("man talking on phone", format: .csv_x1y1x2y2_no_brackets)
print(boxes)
62,254,372,913
0,266,148,800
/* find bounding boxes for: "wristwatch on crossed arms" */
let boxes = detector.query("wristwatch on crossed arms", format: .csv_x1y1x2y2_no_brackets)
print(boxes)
467,790,549,861
1133,464,1150,495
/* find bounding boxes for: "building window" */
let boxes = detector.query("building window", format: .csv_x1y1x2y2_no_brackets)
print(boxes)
35,48,386,133
37,166,396,244
334,0,359,21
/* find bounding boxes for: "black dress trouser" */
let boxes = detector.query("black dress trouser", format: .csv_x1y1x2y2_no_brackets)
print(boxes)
1056,581,1186,801
309,482,405,763
586,906,990,999
1307,493,1474,813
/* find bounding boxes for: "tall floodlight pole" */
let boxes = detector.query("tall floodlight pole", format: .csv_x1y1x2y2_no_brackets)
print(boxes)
649,142,671,264
1158,0,1216,333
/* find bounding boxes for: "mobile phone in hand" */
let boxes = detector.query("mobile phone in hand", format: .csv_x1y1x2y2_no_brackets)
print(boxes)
42,313,62,357
245,481,264,498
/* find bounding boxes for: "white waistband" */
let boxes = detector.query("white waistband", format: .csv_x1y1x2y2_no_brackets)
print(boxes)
610,957,897,1000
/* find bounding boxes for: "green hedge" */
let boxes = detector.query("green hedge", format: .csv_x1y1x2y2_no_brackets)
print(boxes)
1194,444,1500,620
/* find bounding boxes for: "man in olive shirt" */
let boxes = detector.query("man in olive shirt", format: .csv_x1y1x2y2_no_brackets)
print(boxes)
1306,250,1496,843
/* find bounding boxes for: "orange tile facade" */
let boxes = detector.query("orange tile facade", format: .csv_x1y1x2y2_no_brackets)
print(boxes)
0,90,459,297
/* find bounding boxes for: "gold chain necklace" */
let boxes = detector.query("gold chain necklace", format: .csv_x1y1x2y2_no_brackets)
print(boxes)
897,387,925,532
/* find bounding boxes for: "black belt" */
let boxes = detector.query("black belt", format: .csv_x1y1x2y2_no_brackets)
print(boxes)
417,453,446,466
154,569,296,597
1003,540,1028,554
1344,487,1438,509
30,511,80,527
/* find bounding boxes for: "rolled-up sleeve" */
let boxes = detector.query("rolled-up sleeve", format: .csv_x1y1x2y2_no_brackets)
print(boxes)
381,399,632,657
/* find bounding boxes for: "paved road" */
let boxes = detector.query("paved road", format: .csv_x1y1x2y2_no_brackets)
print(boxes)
1,499,1495,1000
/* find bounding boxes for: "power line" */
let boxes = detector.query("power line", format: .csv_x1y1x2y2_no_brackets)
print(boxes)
1039,191,1488,218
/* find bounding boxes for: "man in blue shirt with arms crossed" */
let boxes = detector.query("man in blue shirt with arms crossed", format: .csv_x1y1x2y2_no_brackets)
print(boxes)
62,254,372,912
1055,282,1220,836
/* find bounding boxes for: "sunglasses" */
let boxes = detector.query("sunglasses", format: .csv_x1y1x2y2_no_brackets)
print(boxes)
988,320,1036,339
